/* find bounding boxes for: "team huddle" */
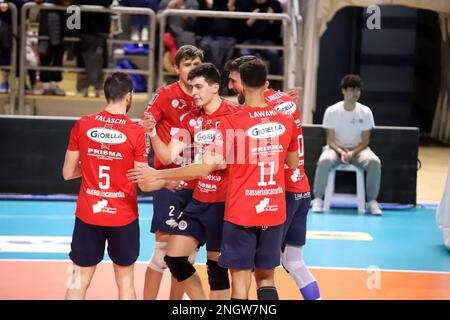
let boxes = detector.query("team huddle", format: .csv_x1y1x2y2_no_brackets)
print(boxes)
63,45,321,300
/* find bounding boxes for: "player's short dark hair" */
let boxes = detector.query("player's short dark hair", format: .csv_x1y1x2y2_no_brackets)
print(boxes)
225,55,257,72
187,63,221,86
341,74,363,89
104,72,133,103
175,45,204,66
239,58,267,88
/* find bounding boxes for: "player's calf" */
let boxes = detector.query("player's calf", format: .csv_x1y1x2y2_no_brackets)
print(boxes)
281,244,321,300
206,259,230,291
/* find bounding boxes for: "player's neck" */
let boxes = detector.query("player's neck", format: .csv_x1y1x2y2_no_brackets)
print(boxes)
343,100,356,111
204,96,222,115
105,104,127,115
245,91,266,108
178,80,192,96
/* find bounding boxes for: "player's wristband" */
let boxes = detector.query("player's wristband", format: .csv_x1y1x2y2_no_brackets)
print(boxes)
148,128,156,138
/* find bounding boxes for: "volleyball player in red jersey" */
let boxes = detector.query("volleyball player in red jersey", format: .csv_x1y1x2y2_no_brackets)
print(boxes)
128,59,300,300
63,73,165,300
139,45,204,300
227,56,321,300
145,63,240,299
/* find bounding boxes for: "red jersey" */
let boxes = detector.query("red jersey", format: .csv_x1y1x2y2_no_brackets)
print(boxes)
210,106,299,227
174,99,240,203
142,81,196,188
67,110,149,227
264,89,310,193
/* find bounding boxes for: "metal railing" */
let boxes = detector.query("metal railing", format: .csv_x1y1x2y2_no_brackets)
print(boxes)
18,3,156,113
157,9,292,91
290,0,304,102
0,2,18,114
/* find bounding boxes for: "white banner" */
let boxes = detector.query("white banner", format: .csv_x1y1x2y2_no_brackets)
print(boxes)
0,236,72,253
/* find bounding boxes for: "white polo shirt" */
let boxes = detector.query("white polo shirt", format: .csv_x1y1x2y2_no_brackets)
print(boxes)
322,101,375,149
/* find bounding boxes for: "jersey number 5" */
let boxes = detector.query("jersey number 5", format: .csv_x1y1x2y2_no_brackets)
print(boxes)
99,165,110,190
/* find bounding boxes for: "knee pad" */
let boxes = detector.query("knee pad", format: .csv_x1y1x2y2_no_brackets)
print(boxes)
148,242,168,273
164,255,196,282
188,248,199,265
281,245,316,288
206,259,230,291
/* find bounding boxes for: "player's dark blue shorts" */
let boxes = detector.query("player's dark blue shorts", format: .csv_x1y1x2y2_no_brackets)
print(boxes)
170,199,225,252
218,221,284,270
151,188,194,234
69,217,140,267
283,192,311,247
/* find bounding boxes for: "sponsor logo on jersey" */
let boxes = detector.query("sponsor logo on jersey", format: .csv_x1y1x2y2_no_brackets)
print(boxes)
251,144,284,155
194,129,216,145
87,128,127,145
256,198,270,214
171,99,188,110
88,148,123,160
198,182,218,193
166,218,178,228
294,192,311,200
93,200,108,214
291,168,300,182
248,122,286,139
274,101,296,115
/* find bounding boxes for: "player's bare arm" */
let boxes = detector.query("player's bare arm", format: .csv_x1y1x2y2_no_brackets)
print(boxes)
62,150,82,180
127,150,225,184
140,112,157,133
285,151,300,169
150,131,187,166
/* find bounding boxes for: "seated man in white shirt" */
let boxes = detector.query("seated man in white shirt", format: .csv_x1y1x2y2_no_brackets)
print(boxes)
312,74,382,215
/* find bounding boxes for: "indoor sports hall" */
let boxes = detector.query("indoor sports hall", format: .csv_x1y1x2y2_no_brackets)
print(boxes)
0,0,449,300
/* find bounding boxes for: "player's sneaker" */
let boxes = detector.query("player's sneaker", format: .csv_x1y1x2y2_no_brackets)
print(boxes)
312,198,324,213
366,200,382,215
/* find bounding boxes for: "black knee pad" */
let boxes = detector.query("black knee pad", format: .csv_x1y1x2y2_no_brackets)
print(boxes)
164,255,196,282
256,286,279,300
206,259,230,291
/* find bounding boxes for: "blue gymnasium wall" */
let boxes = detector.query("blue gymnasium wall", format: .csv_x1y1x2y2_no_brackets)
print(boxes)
0,117,419,204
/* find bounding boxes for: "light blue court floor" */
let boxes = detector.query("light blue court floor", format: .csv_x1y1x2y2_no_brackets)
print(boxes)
0,200,449,273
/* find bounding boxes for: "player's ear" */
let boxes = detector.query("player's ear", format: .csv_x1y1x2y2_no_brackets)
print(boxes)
174,63,181,75
213,83,220,94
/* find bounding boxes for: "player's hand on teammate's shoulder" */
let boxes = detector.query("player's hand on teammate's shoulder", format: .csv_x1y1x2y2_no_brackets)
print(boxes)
127,165,158,183
287,88,300,101
141,112,157,133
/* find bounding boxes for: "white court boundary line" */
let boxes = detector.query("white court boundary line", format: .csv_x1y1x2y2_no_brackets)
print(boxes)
1,258,450,275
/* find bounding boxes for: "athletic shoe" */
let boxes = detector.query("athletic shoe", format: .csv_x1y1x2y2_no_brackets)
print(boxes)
312,198,324,213
366,200,382,215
